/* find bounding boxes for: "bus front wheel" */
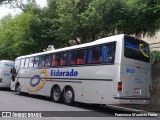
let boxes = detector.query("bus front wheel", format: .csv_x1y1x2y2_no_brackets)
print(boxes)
52,86,62,103
63,87,74,106
16,83,21,95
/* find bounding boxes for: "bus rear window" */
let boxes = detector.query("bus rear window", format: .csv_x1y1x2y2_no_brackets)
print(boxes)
124,35,150,63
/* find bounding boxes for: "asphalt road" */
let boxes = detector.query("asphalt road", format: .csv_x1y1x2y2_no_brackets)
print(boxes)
0,88,159,120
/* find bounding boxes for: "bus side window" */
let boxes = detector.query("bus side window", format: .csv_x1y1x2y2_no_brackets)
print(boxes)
38,56,45,68
102,45,113,63
59,52,67,66
68,51,77,65
34,57,39,68
28,57,34,68
45,55,52,67
107,45,114,62
52,54,59,66
77,49,85,64
20,59,25,68
24,58,29,68
102,46,108,62
88,46,102,63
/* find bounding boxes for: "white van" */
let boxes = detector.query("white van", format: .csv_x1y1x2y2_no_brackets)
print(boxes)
0,60,14,88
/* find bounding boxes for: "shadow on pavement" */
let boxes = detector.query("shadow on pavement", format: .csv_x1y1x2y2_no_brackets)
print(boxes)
0,87,11,91
13,91,132,115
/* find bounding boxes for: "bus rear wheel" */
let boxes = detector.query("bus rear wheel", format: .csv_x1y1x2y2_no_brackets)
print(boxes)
52,86,62,103
63,87,74,106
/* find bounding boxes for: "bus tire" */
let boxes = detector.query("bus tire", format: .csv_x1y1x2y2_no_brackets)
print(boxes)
63,87,75,106
16,83,21,95
52,86,62,103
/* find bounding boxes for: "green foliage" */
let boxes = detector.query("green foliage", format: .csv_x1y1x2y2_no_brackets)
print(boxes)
0,0,160,60
0,12,35,60
151,51,160,64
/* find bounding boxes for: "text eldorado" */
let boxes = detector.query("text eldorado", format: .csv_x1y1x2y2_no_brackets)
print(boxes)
51,69,78,76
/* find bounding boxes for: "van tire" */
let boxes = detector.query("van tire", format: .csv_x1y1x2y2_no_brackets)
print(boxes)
16,83,21,95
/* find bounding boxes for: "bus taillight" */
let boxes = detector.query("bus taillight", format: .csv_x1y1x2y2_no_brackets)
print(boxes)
118,82,122,91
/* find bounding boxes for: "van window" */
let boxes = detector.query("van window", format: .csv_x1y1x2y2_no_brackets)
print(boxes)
20,59,25,68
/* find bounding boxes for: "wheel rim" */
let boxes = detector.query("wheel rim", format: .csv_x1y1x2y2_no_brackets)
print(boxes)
53,89,61,101
65,90,72,103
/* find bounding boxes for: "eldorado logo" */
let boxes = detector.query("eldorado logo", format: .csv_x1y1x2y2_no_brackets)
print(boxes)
139,44,149,58
28,69,48,92
125,41,149,58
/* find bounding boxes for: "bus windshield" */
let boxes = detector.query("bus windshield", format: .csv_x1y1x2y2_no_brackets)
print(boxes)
124,35,150,63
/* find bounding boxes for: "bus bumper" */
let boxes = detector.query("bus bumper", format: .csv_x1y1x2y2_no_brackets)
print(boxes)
0,83,10,88
113,96,151,104
106,104,147,112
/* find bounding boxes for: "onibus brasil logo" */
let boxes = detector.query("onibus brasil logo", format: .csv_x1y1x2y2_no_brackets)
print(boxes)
28,69,48,92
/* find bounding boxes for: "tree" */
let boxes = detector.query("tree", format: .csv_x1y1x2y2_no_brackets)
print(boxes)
151,51,160,63
0,0,15,4
0,0,36,9
0,8,35,59
28,1,62,50
0,0,160,60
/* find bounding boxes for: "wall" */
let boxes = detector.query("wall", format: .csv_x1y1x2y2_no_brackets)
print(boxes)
140,31,160,51
151,63,160,105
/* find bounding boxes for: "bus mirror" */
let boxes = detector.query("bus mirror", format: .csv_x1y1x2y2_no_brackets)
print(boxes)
12,67,16,74
14,68,16,74
10,68,13,74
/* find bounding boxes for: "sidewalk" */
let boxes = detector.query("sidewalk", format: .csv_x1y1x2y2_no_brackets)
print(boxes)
141,104,160,113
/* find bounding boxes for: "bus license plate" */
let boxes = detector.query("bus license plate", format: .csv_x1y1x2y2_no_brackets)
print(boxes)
134,88,141,93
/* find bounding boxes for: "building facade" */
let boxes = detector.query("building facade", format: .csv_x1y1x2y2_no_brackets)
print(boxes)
140,31,160,51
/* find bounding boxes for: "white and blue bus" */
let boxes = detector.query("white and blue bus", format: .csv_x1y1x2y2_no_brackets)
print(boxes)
0,60,14,88
10,34,151,106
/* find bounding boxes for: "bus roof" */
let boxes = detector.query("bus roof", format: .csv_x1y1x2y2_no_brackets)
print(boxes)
15,34,144,60
0,60,14,63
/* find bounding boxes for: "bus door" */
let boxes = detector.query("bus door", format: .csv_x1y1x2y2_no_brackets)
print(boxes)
10,59,20,90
